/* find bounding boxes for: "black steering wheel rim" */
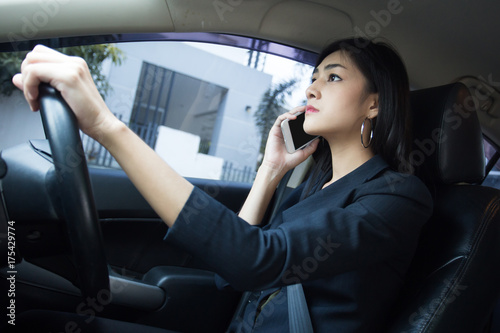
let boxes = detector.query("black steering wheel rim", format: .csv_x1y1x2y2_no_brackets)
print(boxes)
38,83,109,300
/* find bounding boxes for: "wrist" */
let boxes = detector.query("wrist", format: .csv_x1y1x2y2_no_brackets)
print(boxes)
257,161,288,186
92,114,127,148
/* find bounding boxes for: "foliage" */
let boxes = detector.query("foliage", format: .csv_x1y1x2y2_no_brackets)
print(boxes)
254,79,297,161
0,52,24,97
0,44,124,99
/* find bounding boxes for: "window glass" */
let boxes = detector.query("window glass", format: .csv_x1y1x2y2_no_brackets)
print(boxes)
482,139,500,188
79,41,314,183
130,61,228,150
0,40,313,183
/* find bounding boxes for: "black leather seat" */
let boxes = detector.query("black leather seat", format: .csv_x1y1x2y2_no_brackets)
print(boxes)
388,83,500,332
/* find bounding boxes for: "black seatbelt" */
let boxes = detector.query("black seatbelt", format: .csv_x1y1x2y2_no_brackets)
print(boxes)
226,170,294,333
227,162,314,332
287,283,314,333
266,168,315,332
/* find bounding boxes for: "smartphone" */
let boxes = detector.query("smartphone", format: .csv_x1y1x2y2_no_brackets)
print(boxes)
280,112,319,154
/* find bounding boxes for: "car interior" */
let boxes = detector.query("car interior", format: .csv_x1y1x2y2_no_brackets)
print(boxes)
1,1,500,332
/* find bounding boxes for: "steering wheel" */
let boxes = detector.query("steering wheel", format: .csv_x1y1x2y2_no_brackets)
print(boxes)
38,83,110,300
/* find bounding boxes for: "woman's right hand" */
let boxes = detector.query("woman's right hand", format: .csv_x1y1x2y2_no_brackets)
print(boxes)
12,45,119,143
260,106,319,177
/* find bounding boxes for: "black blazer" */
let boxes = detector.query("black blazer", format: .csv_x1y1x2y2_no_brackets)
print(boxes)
166,155,433,332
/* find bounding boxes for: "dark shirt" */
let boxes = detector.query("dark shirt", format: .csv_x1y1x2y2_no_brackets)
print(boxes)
165,155,433,332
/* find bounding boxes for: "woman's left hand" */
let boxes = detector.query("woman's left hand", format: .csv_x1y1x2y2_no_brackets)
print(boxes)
12,45,119,142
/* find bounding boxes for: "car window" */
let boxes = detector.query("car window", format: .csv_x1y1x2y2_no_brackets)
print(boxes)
83,41,313,183
482,139,500,188
0,40,313,184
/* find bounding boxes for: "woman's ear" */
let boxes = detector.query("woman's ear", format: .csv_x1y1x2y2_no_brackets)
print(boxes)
368,94,379,118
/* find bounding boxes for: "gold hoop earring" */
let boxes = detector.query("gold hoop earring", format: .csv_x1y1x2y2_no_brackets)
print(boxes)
361,117,373,148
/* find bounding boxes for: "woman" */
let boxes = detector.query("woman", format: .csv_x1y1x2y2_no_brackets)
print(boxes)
14,37,432,332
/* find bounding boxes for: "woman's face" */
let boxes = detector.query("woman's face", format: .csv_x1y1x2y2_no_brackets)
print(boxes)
304,50,378,145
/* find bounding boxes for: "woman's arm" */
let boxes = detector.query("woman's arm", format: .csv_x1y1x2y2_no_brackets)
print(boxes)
100,121,194,226
237,163,284,225
166,170,433,291
238,109,318,225
13,45,193,227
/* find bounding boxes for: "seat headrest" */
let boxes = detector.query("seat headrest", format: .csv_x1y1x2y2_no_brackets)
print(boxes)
410,83,485,184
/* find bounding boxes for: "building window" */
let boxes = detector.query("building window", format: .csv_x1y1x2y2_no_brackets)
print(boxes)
129,61,228,151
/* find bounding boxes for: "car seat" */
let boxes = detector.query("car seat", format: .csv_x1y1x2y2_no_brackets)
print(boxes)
387,83,500,332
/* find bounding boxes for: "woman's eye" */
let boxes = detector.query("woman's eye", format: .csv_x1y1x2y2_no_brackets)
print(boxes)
310,78,316,84
328,74,341,82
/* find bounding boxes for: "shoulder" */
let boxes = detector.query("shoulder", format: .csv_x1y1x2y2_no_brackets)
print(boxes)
369,169,429,194
356,168,433,214
350,154,431,203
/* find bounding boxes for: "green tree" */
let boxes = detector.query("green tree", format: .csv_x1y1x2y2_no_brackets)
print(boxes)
254,78,297,166
0,44,124,99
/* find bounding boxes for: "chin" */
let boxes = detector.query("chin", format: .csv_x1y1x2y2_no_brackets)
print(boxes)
303,120,315,134
303,126,316,136
303,122,322,137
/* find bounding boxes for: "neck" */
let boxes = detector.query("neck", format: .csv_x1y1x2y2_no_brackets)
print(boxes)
323,139,374,188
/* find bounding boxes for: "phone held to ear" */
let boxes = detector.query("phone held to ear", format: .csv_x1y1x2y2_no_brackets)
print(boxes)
280,112,319,154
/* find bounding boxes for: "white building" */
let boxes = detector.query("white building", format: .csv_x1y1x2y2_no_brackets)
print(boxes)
0,42,273,181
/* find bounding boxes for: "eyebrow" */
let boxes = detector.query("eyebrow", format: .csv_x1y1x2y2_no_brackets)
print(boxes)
313,63,347,74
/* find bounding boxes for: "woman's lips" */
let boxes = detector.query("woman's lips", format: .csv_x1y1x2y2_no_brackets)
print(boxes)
306,106,319,114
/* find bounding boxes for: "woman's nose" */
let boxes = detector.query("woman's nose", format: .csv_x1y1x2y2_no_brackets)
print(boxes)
306,80,320,100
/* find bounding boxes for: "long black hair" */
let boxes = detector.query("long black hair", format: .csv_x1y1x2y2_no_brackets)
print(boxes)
302,37,412,198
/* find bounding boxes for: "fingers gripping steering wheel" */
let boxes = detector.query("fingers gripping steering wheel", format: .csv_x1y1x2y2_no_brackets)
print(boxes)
38,83,110,300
